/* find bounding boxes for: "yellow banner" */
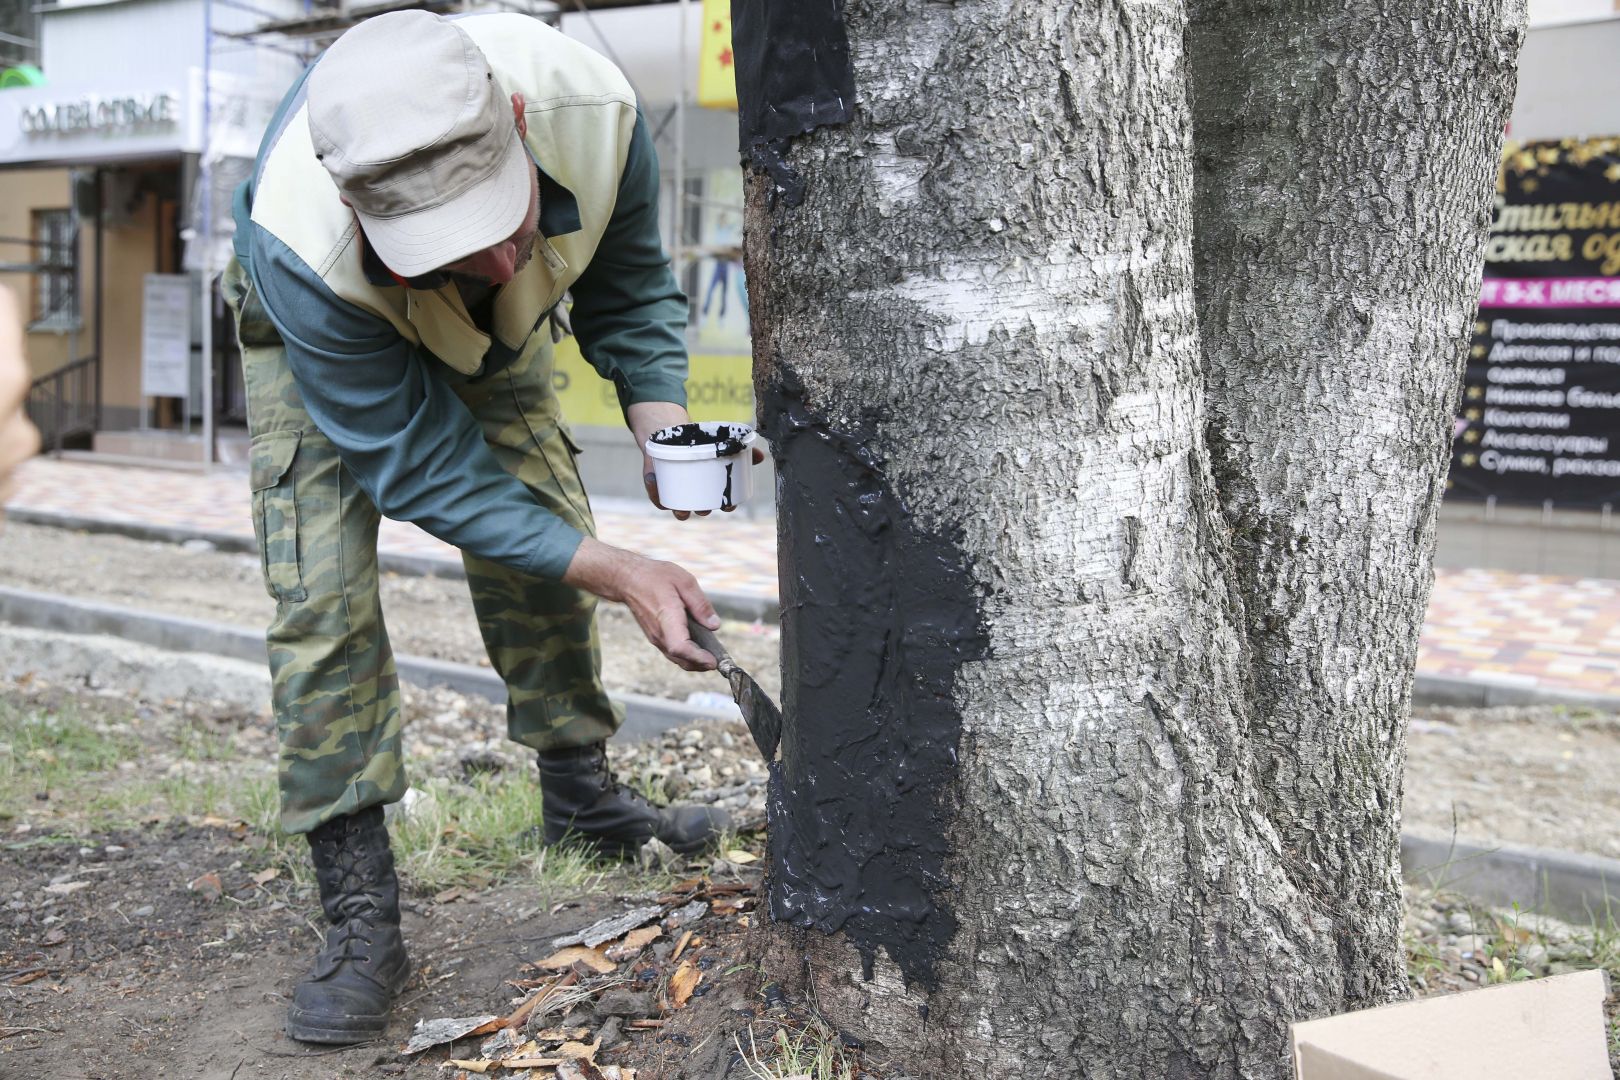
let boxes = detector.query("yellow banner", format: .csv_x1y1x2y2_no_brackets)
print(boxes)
552,337,754,429
697,0,737,110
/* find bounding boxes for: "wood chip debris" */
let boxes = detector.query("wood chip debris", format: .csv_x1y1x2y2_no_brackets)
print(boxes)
664,899,708,929
477,1026,525,1060
402,1014,500,1054
418,869,758,1073
548,905,664,950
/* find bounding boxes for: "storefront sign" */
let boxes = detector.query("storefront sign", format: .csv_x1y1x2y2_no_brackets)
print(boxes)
20,92,178,136
1453,137,1620,505
552,337,753,429
141,274,191,399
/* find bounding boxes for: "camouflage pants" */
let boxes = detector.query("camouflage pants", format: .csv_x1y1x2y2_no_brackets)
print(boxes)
223,258,622,836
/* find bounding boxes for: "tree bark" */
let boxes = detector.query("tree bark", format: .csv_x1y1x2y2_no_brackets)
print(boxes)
1185,0,1526,1011
739,1,1522,1076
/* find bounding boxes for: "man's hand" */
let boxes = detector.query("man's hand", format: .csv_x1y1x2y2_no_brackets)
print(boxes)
562,537,720,671
626,400,766,520
0,288,40,517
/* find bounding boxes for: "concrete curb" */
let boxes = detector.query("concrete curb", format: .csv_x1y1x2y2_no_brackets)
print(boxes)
1401,831,1620,926
5,507,780,623
1411,672,1620,713
0,586,735,742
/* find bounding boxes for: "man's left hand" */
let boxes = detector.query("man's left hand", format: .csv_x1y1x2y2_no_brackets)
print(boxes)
626,401,765,521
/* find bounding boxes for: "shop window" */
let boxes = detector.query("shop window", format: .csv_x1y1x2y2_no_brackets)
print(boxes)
30,208,76,330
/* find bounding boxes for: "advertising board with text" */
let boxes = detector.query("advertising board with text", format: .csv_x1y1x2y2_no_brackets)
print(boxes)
1454,136,1620,505
551,336,753,430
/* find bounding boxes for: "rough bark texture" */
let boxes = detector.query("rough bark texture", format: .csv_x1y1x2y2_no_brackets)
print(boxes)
740,1,1521,1076
1186,0,1525,1008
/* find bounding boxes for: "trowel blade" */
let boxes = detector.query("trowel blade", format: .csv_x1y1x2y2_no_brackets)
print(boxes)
686,615,782,761
725,666,782,761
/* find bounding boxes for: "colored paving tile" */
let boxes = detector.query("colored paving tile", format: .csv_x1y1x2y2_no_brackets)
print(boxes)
11,458,1620,700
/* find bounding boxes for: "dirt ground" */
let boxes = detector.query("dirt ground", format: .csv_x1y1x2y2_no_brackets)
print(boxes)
0,682,782,1080
3,521,1620,860
0,821,634,1080
2,610,1620,1074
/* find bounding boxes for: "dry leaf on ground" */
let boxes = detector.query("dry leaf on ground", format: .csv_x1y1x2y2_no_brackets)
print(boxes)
43,881,89,896
669,961,701,1008
251,868,279,886
198,815,247,830
535,946,615,975
557,1038,600,1063
448,1061,493,1074
530,1027,590,1042
186,873,222,902
605,925,661,962
724,849,758,864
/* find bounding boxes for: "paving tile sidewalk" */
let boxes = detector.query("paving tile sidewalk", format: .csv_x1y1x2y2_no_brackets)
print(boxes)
7,458,1620,703
3,458,778,602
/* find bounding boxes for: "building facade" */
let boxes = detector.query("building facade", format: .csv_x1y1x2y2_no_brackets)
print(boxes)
1,0,751,490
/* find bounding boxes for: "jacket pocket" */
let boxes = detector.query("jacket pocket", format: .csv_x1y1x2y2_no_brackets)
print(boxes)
559,422,583,457
249,431,307,603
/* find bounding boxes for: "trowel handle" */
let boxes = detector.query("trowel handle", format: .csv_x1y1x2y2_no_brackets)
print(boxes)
685,615,733,668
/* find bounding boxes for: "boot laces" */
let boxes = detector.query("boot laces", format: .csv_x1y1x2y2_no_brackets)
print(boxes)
589,745,655,808
324,914,377,964
312,827,389,951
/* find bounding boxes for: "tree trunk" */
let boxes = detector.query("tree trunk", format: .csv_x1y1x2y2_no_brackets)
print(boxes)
738,1,1522,1076
1185,0,1526,1010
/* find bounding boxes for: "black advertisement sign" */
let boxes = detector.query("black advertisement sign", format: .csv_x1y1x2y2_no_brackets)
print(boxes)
1452,137,1620,506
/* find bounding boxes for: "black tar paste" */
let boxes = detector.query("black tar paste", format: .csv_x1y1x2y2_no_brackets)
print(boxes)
762,368,988,990
731,0,856,205
649,422,751,458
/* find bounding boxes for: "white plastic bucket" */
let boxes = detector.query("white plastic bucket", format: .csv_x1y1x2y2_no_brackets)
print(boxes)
644,421,757,511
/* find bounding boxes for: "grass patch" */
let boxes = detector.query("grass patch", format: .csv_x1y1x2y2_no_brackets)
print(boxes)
238,770,616,901
737,1011,863,1080
0,689,668,903
389,773,605,896
0,696,144,821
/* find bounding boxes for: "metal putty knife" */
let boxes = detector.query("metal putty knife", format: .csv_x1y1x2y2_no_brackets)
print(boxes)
686,615,782,761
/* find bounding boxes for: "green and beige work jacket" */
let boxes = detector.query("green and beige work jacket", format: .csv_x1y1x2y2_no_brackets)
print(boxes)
232,12,688,580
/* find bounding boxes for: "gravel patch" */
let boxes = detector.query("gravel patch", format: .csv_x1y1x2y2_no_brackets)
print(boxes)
0,520,781,704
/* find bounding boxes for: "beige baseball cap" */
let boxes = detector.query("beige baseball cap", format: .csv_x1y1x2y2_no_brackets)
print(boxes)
306,10,530,278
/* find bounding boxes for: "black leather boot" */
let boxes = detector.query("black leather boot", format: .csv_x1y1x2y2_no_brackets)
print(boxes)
285,806,412,1045
538,742,730,857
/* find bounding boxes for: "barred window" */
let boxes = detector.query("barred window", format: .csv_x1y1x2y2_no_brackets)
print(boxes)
32,208,76,328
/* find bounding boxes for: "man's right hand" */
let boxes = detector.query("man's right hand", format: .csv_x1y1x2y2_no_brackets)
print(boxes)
562,537,720,671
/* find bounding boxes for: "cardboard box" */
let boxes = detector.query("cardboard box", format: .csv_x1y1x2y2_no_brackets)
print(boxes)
1291,969,1612,1079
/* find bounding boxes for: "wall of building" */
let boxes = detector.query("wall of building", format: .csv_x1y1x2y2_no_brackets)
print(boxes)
0,162,175,429
1510,18,1620,141
0,168,92,384
99,173,166,426
1528,0,1620,26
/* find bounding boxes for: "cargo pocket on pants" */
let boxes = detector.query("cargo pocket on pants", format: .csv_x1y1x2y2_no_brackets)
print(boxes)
249,431,307,603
